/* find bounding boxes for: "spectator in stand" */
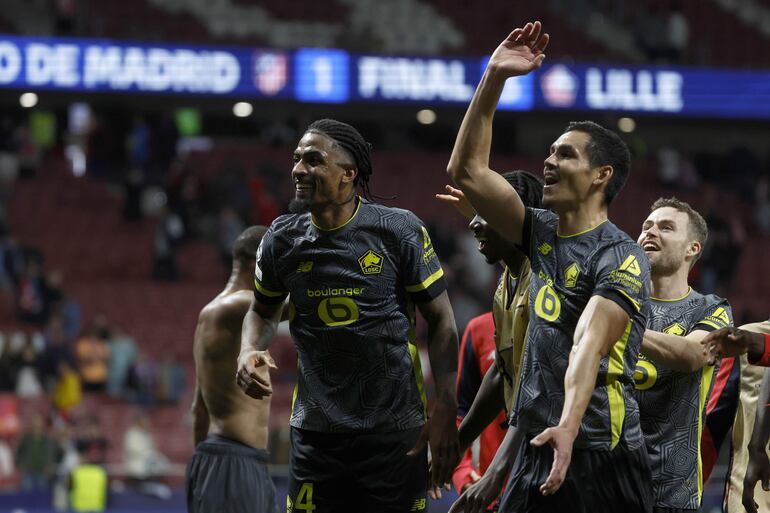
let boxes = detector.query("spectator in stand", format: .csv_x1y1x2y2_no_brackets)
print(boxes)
152,205,184,281
69,444,108,512
0,338,16,391
248,176,280,225
156,352,185,405
122,168,145,221
75,417,108,465
74,326,110,393
217,207,245,274
634,4,668,62
53,361,82,420
17,258,47,324
0,434,13,482
16,413,54,491
16,336,43,399
665,1,689,62
129,351,158,406
51,422,80,511
106,324,137,399
0,229,23,291
698,186,746,293
123,412,171,498
39,315,74,392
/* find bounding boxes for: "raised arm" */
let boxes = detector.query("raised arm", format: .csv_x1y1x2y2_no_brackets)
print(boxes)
532,295,631,495
236,298,282,399
446,21,548,245
642,329,710,373
410,290,461,488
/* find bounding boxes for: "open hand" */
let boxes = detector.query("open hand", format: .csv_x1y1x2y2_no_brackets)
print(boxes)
702,327,764,365
530,426,575,496
743,446,770,513
436,185,475,220
236,350,277,399
448,469,505,513
487,21,550,79
408,401,461,488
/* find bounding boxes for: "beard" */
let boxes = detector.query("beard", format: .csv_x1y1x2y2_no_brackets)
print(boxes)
288,197,312,214
649,253,680,276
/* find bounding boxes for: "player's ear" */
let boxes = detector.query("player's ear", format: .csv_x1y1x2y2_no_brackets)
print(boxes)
341,165,357,185
687,240,701,260
593,165,613,187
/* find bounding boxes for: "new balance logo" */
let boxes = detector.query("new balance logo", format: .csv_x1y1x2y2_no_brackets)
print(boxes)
538,242,552,255
297,261,313,273
410,498,427,511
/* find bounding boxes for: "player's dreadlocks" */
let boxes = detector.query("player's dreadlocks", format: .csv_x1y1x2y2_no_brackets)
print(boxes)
501,170,544,209
306,119,377,200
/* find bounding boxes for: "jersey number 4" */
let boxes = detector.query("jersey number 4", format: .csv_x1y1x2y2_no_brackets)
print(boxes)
287,483,316,513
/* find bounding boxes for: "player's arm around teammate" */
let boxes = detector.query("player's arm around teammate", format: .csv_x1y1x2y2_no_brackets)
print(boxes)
642,329,710,372
446,21,548,245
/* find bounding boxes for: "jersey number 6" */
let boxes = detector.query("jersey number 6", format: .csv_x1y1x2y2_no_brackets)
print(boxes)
534,284,561,322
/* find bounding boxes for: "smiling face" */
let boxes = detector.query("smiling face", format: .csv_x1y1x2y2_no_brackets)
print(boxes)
468,213,516,264
290,131,357,213
638,206,700,276
542,130,606,210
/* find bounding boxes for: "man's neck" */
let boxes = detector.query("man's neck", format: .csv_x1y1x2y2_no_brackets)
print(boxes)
501,249,527,272
650,267,690,300
223,266,254,294
556,201,608,237
311,196,358,230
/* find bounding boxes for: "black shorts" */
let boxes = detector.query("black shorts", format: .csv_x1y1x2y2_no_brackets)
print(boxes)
499,436,653,513
186,434,278,513
652,508,700,513
288,426,428,513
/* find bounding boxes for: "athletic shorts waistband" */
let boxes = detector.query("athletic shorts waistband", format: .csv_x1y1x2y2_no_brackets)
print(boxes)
195,434,270,461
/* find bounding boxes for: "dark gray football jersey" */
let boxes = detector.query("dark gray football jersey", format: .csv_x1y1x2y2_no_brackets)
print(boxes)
512,208,650,451
254,198,447,433
635,289,732,509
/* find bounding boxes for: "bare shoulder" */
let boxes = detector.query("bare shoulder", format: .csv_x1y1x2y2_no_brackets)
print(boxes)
197,290,253,329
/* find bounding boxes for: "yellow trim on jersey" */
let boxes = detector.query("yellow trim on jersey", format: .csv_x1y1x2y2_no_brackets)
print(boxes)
650,287,693,302
310,196,362,231
607,320,633,449
254,279,285,298
616,289,641,313
406,295,427,416
556,218,608,238
698,318,724,330
409,342,428,417
697,364,716,502
405,267,445,293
